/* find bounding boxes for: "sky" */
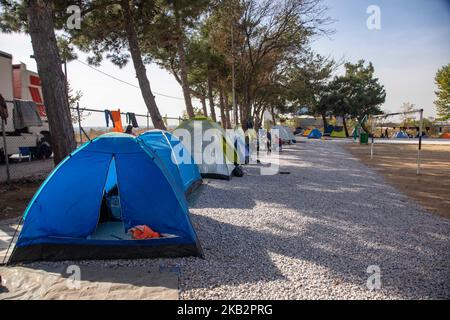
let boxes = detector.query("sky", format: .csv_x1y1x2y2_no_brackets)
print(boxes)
1,35,188,127
312,0,450,118
0,0,449,126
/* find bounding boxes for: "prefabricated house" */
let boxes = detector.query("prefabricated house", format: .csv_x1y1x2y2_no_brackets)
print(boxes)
0,50,50,160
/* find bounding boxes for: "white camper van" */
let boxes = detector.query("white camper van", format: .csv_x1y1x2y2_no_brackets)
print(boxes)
0,50,51,162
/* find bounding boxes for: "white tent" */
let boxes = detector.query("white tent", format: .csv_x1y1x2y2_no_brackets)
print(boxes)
175,117,238,180
227,126,246,165
282,125,296,141
272,125,295,143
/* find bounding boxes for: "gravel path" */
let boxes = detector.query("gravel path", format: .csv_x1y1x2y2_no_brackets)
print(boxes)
12,139,450,299
179,139,450,299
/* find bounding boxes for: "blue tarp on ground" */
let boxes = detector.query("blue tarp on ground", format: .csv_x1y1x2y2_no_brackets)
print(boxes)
139,130,202,195
308,128,322,139
10,133,202,262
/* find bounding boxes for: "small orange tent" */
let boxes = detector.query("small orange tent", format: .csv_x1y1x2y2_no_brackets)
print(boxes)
440,132,450,139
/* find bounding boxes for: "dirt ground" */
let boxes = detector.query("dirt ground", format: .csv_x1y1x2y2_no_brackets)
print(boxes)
0,178,42,220
343,143,450,219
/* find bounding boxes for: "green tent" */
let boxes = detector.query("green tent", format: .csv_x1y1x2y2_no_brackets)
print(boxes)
330,126,347,138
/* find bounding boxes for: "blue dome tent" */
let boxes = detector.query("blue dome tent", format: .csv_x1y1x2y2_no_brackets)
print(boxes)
307,128,322,139
394,131,409,139
8,133,203,263
323,125,334,137
139,130,202,196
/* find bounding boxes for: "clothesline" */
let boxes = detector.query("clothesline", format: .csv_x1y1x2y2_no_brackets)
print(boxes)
5,100,182,120
70,106,182,120
71,106,148,118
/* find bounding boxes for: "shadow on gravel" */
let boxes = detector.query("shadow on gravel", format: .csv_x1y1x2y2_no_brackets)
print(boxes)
189,142,450,299
190,213,449,299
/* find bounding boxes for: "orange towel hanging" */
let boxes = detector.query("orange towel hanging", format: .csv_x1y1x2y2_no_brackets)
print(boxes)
110,109,124,132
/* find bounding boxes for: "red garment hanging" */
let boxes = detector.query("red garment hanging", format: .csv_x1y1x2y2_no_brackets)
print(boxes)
110,109,124,132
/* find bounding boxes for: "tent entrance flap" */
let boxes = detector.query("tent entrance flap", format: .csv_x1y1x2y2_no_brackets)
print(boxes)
92,156,126,240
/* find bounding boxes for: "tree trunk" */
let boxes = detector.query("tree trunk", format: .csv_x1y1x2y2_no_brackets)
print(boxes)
253,106,265,130
254,116,261,130
207,74,217,122
342,117,349,137
121,0,166,130
223,91,232,129
270,107,276,126
241,104,247,130
200,96,208,117
226,109,232,129
235,102,240,125
240,97,249,130
174,9,194,118
321,113,328,128
241,88,252,130
26,1,76,165
218,84,227,129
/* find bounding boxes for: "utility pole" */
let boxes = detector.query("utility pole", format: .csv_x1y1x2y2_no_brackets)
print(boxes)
231,14,237,126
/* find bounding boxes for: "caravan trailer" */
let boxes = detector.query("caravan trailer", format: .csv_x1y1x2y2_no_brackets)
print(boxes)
0,50,51,161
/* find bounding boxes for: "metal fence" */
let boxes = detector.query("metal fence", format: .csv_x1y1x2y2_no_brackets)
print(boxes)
72,104,184,145
0,102,184,184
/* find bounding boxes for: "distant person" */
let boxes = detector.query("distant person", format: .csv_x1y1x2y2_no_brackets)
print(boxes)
256,127,261,163
385,128,389,139
125,125,135,136
266,130,272,153
38,141,52,160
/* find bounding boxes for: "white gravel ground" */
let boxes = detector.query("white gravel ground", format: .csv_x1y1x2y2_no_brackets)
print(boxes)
20,139,450,299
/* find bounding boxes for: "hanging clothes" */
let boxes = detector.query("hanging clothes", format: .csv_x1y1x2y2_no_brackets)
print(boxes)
110,110,123,132
104,110,113,127
126,112,139,128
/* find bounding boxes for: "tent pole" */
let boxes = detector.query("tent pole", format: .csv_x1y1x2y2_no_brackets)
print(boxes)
417,109,423,175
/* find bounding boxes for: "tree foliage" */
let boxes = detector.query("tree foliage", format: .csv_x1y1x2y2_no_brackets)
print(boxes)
434,63,450,120
317,60,385,134
1,0,392,136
